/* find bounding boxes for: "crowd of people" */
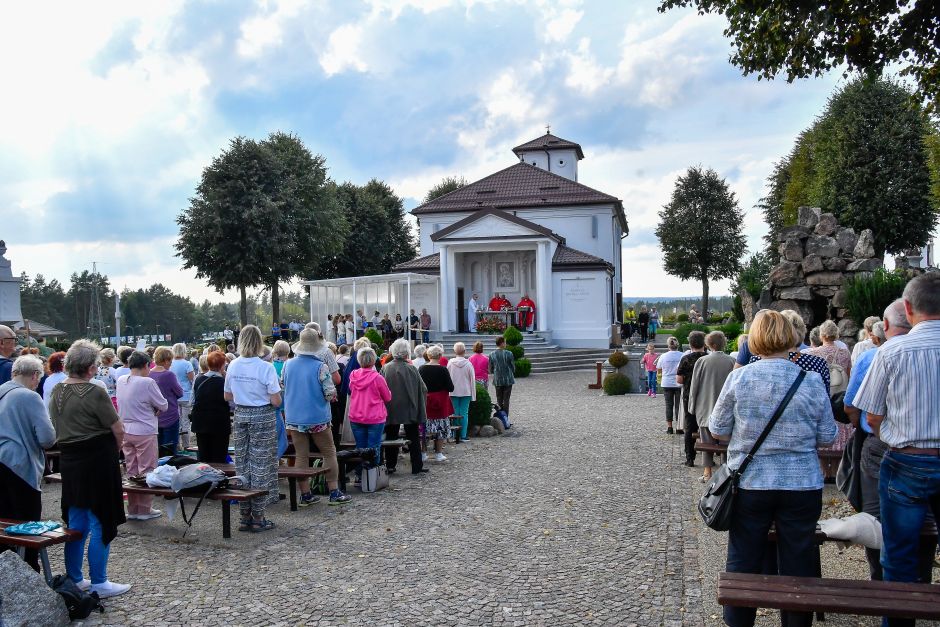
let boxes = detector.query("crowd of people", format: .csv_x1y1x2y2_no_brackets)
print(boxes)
0,319,519,601
641,272,939,627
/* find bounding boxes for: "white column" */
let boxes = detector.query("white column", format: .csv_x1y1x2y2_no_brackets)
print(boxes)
439,244,451,332
536,241,551,331
308,285,314,322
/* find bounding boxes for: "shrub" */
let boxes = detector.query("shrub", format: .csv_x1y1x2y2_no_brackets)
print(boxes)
844,268,908,326
726,336,739,354
602,372,632,395
718,321,743,343
469,383,493,427
477,317,507,334
662,314,677,325
514,358,532,377
708,314,723,324
503,326,523,346
608,351,629,368
672,323,710,347
677,313,689,322
507,344,525,360
364,328,383,346
732,294,744,322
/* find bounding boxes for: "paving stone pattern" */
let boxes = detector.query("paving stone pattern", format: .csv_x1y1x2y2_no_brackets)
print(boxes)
40,373,708,626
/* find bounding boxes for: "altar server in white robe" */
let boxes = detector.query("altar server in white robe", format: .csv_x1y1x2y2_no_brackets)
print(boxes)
468,293,480,332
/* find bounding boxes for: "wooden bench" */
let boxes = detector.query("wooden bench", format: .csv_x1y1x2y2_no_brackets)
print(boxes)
692,441,841,479
0,518,81,584
718,572,940,620
207,463,327,512
45,474,266,539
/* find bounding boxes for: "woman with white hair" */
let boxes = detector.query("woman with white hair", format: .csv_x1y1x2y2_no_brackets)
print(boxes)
170,343,195,449
223,325,282,532
419,345,454,462
412,344,427,368
94,348,118,408
347,346,392,473
48,340,129,598
851,315,882,366
0,355,56,571
382,339,427,475
447,342,476,441
656,337,684,434
806,319,852,394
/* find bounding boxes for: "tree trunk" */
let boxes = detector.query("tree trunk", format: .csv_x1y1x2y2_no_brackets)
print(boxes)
239,285,248,327
701,275,710,323
271,279,280,331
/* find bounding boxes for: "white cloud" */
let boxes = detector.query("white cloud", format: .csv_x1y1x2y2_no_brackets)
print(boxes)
319,24,369,76
543,7,584,42
237,0,306,58
564,37,614,94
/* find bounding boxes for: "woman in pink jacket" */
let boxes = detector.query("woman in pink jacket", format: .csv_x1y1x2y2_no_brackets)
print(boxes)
447,342,477,441
348,347,392,471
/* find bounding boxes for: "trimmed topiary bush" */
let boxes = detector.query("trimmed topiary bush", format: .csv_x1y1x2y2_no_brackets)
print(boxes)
677,313,689,323
364,328,383,346
672,323,710,347
718,321,743,343
514,357,531,377
469,383,492,427
503,326,523,346
608,351,628,368
602,372,632,395
507,344,525,360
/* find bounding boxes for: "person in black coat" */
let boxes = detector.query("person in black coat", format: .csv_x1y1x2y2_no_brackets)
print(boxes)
190,352,231,463
637,306,651,343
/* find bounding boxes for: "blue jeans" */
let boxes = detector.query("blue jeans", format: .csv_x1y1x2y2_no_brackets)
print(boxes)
646,370,656,393
350,422,385,470
422,330,430,343
158,420,179,456
880,452,940,623
65,508,111,585
452,396,472,439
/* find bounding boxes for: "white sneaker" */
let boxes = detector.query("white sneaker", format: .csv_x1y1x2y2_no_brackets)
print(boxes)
435,453,447,462
421,453,428,462
90,581,131,599
127,509,161,521
76,579,91,591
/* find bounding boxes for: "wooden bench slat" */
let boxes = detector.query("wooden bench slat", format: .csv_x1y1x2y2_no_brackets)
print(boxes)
0,519,81,549
718,574,940,619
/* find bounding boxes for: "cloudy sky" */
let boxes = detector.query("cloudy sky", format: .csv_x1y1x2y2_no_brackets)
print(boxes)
0,0,841,302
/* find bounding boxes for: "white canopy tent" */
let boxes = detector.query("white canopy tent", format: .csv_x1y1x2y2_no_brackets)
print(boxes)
301,272,441,335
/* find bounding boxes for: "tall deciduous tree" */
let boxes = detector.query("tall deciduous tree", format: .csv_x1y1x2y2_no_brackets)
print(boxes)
760,78,938,256
176,134,344,327
424,176,467,203
658,0,940,110
176,137,272,326
322,179,416,278
656,166,746,316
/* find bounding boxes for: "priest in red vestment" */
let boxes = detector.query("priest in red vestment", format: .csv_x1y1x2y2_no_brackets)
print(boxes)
517,295,536,330
488,292,506,311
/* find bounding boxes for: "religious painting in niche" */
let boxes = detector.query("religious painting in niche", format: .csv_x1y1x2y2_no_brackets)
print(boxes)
496,261,516,290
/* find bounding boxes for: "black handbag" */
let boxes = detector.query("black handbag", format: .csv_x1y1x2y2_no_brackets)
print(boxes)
698,370,806,531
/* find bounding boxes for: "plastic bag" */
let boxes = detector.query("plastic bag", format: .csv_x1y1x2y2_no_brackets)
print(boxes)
146,464,178,487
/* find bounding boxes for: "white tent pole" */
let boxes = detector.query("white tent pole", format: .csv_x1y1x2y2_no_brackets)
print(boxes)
407,275,412,347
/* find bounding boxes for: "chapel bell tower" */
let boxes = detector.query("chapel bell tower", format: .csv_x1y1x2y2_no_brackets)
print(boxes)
511,130,584,182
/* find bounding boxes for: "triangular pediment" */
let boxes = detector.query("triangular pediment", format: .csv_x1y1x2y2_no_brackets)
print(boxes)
430,209,563,243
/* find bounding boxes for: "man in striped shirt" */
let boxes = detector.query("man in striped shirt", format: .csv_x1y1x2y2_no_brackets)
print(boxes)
854,272,940,606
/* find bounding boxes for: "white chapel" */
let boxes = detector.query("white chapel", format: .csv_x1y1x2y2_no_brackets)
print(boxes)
305,132,627,348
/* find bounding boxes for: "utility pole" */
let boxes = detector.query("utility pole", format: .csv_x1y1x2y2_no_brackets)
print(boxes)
88,262,106,341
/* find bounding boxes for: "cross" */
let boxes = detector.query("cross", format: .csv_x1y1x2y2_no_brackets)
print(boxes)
545,124,551,134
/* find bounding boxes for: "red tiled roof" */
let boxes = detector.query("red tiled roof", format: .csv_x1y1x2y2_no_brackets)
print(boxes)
512,133,585,159
412,162,620,216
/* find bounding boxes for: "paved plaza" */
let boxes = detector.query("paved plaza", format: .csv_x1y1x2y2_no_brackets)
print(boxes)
40,372,920,626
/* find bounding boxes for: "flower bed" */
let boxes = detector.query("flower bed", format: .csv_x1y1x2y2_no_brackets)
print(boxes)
476,317,507,334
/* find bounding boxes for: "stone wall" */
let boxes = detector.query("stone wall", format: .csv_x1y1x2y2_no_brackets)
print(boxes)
767,207,882,345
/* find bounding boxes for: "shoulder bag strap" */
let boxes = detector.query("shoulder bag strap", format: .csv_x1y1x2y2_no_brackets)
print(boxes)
737,369,806,475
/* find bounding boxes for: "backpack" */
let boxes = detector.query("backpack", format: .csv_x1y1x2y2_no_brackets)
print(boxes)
828,362,848,394
309,458,328,495
170,463,230,534
50,574,104,619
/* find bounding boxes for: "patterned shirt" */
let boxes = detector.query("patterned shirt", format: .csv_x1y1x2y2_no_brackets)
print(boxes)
749,351,831,394
709,359,837,490
852,320,940,448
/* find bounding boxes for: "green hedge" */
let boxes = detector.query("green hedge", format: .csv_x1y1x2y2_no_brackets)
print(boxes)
844,268,908,326
514,358,531,377
469,383,493,427
608,351,628,368
672,323,710,347
364,328,383,346
602,372,632,395
503,326,523,346
507,344,525,360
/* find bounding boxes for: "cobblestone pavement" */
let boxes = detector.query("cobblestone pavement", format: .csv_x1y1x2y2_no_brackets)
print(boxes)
40,372,705,626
